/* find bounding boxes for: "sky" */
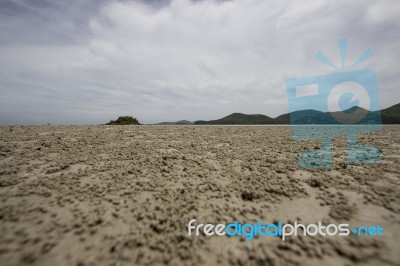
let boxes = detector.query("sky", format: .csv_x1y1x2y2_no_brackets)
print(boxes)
0,0,399,124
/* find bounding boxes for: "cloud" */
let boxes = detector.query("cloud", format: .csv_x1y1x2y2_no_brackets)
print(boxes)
0,0,399,124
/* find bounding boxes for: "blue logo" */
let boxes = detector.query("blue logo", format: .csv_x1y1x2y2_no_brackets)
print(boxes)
286,39,382,168
187,219,384,241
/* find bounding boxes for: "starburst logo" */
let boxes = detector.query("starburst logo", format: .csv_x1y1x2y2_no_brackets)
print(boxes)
286,39,382,168
315,39,373,70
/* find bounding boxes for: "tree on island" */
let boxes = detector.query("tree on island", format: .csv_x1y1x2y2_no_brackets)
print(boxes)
106,116,141,125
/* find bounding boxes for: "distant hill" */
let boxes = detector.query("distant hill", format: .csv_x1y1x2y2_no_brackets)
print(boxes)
156,120,194,125
195,113,275,125
194,103,400,125
274,109,326,124
381,103,400,124
106,116,141,125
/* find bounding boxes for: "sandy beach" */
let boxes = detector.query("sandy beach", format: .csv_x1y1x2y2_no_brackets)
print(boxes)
0,125,399,266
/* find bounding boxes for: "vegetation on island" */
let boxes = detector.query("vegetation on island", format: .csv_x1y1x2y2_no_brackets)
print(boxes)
106,116,141,125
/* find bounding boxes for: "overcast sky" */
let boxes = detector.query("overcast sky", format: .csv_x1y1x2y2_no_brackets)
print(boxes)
0,0,399,124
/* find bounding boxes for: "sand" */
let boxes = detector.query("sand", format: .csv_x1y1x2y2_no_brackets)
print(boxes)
0,125,399,266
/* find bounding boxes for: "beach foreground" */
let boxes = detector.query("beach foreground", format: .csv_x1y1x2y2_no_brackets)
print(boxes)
0,125,399,266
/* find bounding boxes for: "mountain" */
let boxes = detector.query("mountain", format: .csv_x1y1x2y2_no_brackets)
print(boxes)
195,113,274,125
381,103,400,124
274,110,326,124
157,120,194,125
194,104,400,125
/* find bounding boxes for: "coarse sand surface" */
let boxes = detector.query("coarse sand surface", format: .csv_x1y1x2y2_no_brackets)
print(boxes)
0,125,399,266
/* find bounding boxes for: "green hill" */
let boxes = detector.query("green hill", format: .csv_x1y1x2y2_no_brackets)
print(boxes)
381,103,400,115
381,103,400,124
195,113,274,125
194,103,400,125
157,120,193,125
274,110,326,124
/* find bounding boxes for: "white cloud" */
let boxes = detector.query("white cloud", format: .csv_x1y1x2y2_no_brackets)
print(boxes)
0,0,399,124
